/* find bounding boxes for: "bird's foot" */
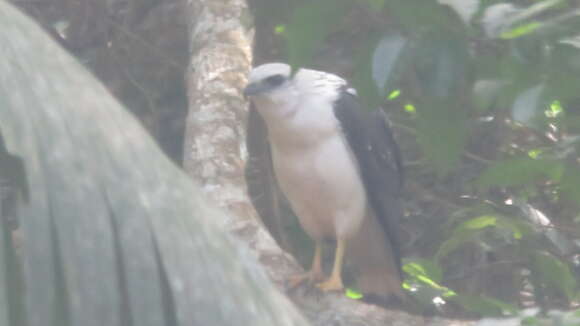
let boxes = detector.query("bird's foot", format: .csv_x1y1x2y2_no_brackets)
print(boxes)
316,276,344,292
287,270,325,289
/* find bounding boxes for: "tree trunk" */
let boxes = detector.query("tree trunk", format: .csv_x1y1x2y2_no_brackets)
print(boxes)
183,0,255,223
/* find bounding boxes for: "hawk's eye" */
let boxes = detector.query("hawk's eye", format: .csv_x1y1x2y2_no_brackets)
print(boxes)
264,74,286,87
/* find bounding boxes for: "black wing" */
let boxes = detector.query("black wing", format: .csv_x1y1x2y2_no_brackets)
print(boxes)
333,88,404,276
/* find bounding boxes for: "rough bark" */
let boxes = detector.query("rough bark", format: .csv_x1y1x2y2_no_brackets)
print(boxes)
184,0,255,223
183,1,477,325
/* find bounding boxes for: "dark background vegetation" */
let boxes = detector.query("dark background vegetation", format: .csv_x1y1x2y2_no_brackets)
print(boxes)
7,0,580,322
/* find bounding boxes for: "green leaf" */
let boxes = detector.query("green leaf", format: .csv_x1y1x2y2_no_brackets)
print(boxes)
482,3,520,38
477,157,564,190
500,22,541,39
285,0,351,71
527,149,542,159
436,215,528,260
436,216,495,260
436,228,477,260
404,103,416,114
482,0,565,38
508,0,565,24
512,84,547,129
545,100,564,118
415,275,445,291
462,215,497,230
371,33,408,97
387,89,401,100
351,32,409,109
345,288,364,299
403,259,456,300
494,218,530,240
274,25,285,35
403,258,443,283
532,252,577,300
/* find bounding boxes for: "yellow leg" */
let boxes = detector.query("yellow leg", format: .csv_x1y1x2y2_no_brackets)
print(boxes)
310,243,324,280
316,239,345,291
288,242,325,288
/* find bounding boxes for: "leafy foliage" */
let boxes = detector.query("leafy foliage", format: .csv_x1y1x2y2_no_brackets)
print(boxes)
476,157,564,189
532,252,578,301
284,0,351,71
450,294,518,317
256,0,580,317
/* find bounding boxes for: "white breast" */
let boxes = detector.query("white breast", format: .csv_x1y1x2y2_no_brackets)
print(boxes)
268,113,368,242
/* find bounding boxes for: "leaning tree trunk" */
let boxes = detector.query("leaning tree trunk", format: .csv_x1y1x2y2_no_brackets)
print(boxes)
183,0,255,222
182,1,476,326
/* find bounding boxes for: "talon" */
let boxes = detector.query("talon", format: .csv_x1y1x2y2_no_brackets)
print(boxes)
287,270,325,289
287,243,325,289
287,273,309,289
316,239,345,292
316,277,344,292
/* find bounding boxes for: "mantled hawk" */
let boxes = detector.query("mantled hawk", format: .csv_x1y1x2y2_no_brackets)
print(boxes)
244,63,405,300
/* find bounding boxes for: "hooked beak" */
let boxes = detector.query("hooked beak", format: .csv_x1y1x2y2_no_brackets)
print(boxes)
243,83,267,97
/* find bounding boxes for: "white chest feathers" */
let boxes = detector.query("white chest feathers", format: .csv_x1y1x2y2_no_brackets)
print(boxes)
269,122,368,241
249,67,368,241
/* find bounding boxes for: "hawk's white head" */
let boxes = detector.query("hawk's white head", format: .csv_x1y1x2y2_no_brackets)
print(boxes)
244,63,351,121
244,63,294,107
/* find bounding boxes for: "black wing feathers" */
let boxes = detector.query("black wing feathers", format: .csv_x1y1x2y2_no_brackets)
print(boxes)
333,88,404,276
